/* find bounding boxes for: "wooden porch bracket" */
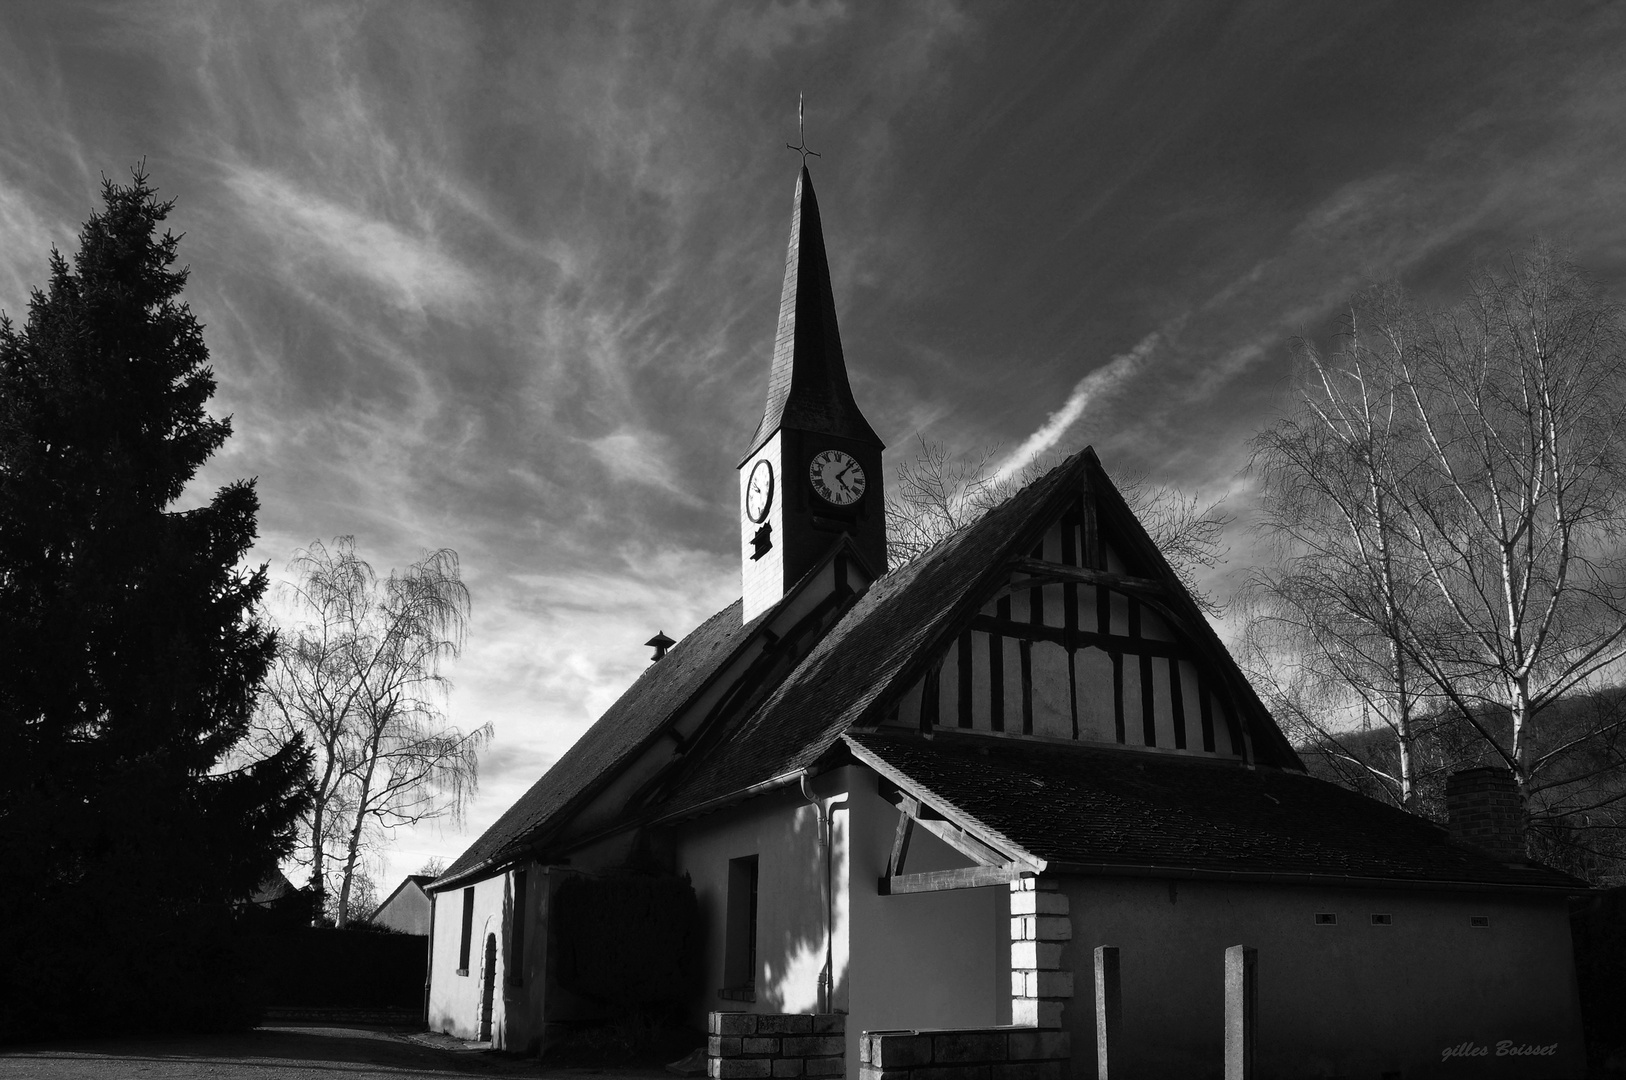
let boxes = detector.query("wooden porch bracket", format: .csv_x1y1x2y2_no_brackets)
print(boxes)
885,802,915,878
878,863,1026,895
878,794,1035,894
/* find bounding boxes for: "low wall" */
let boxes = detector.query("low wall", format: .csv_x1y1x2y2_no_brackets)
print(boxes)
859,1026,1070,1080
242,928,426,1008
709,1012,847,1078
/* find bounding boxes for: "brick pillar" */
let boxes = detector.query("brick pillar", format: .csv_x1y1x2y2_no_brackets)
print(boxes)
1010,876,1072,1029
1446,766,1526,862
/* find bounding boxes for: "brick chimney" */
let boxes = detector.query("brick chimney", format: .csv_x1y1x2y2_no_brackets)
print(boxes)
1446,766,1527,862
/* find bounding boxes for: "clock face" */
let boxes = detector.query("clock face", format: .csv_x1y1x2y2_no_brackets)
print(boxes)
810,449,866,506
746,460,775,523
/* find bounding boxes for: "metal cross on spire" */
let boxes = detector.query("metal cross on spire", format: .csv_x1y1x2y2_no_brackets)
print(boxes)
786,92,821,163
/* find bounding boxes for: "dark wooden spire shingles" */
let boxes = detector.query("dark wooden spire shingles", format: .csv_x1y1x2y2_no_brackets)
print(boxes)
741,165,882,463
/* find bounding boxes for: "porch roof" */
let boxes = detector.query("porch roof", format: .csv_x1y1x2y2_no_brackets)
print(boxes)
845,728,1586,892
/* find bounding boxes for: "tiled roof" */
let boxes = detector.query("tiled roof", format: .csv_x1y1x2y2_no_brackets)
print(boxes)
438,449,1312,887
434,599,768,887
657,453,1092,817
846,729,1583,891
741,165,882,463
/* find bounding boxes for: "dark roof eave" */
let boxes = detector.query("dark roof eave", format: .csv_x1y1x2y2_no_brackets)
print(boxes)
427,857,515,893
448,770,812,881
1044,859,1591,895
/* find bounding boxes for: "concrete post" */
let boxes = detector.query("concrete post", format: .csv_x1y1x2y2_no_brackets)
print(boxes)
1224,945,1257,1080
1093,945,1120,1080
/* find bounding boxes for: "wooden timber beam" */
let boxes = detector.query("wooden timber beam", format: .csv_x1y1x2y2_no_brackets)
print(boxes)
885,804,915,878
1003,557,1207,645
878,795,1026,894
911,813,1011,868
878,864,1026,895
966,613,1186,659
1006,557,1167,596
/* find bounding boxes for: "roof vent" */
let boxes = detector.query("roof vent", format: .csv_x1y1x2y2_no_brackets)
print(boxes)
645,631,676,662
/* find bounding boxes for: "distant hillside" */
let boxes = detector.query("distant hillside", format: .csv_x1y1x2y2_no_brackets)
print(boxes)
1295,685,1626,884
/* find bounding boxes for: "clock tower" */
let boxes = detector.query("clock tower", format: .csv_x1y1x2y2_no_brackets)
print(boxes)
739,165,885,622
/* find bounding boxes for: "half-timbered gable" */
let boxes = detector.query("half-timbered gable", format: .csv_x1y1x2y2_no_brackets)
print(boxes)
878,455,1284,765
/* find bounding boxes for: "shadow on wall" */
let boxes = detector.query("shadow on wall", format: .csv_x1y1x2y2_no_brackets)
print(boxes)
494,872,514,1048
1573,887,1626,1071
762,792,849,1014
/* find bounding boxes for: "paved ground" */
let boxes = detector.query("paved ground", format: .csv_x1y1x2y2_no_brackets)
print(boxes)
0,1022,678,1079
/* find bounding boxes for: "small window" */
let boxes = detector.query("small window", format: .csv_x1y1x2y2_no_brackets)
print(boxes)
1314,912,1337,925
1370,913,1392,926
457,887,475,975
720,855,759,999
509,870,528,986
1470,915,1490,928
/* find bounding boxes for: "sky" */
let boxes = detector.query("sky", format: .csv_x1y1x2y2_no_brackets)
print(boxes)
4,0,1626,895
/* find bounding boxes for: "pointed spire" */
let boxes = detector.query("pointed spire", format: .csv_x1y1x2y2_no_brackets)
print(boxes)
741,165,881,463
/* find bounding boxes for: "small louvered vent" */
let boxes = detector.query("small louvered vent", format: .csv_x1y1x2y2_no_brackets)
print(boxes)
1371,913,1392,925
1470,915,1490,928
1314,912,1337,925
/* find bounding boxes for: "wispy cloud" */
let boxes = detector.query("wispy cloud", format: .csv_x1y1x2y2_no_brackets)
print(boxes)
996,330,1162,481
718,0,851,60
221,164,485,321
0,182,66,312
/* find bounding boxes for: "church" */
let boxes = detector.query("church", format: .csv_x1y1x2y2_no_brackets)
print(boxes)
426,163,1587,1079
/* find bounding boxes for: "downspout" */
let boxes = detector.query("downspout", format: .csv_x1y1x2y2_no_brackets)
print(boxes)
801,769,848,1014
423,892,437,1030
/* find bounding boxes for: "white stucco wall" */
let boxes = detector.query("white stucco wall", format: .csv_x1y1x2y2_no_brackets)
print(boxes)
672,766,1007,1080
672,776,846,1021
1058,876,1586,1079
432,865,546,1047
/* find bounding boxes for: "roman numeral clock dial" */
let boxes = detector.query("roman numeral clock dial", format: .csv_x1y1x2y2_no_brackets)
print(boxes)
810,449,866,506
746,460,775,522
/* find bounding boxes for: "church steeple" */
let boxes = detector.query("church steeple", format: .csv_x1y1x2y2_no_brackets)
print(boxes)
741,165,881,463
739,164,885,622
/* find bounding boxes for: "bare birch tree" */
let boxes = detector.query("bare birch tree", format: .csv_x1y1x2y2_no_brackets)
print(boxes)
1249,245,1626,854
1245,288,1435,808
259,538,491,926
331,546,489,926
252,543,374,920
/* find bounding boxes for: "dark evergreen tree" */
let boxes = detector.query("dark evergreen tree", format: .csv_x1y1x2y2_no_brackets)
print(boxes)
0,170,310,1039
